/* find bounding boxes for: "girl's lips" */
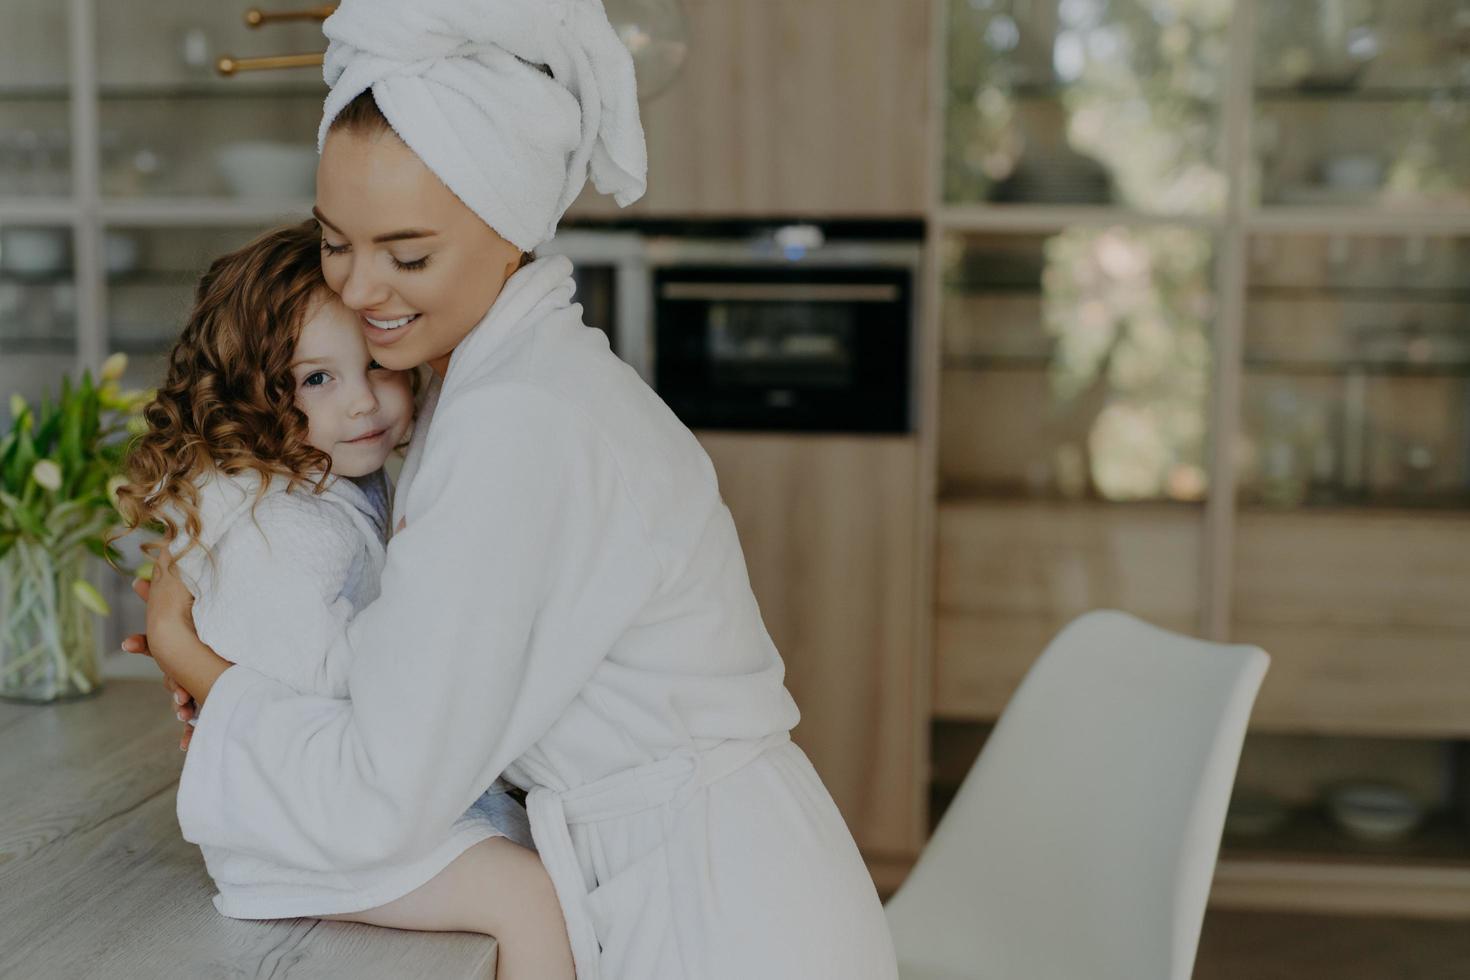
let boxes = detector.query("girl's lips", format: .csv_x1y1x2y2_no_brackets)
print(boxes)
361,312,420,346
346,428,388,444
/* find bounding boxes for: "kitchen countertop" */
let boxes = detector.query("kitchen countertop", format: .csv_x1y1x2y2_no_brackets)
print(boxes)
0,679,497,979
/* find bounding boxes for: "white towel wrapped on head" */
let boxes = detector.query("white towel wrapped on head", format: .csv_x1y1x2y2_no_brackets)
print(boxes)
318,0,647,252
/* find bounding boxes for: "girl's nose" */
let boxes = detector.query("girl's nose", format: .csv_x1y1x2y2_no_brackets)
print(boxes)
348,379,381,418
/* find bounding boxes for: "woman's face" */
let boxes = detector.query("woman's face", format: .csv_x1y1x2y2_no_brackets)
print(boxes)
314,127,524,376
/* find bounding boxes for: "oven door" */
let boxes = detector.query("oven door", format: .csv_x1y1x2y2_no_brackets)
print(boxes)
653,266,912,433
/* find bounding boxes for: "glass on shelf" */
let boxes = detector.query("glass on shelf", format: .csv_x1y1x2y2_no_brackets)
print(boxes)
0,224,77,427
96,0,324,199
942,0,1231,213
1254,0,1470,209
939,227,1215,505
0,1,71,196
1239,233,1470,509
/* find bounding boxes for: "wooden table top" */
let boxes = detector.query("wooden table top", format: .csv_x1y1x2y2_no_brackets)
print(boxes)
0,679,497,979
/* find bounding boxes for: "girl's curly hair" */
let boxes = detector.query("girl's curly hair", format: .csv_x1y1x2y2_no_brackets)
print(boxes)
114,220,415,565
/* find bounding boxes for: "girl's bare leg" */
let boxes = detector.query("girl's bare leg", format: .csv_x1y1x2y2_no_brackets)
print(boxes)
320,838,574,980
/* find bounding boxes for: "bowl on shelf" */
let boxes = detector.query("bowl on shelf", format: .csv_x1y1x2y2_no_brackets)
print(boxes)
0,227,71,278
1326,782,1426,843
214,141,318,199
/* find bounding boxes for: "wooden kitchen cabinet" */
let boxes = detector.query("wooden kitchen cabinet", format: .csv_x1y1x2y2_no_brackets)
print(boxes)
567,0,932,218
697,432,926,874
930,0,1470,918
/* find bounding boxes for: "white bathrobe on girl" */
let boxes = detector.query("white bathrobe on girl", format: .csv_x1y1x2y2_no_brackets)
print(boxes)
176,254,899,979
169,467,531,919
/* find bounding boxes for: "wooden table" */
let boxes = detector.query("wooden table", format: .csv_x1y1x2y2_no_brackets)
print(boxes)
0,680,497,979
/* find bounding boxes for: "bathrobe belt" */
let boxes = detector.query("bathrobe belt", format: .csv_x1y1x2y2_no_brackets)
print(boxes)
525,731,792,980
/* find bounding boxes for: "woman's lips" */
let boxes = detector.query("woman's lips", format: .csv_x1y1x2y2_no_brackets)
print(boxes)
361,312,420,346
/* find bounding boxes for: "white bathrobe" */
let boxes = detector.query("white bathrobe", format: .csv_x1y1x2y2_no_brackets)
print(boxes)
170,468,531,919
177,255,899,979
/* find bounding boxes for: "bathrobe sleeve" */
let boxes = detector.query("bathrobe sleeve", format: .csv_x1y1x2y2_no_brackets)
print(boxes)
191,494,360,699
176,382,663,874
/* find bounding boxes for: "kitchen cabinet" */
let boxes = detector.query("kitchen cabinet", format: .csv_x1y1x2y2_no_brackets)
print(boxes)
567,0,932,218
0,0,329,659
698,432,926,882
929,0,1470,917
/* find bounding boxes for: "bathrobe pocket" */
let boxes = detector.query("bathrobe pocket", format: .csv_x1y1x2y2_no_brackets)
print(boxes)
584,840,685,979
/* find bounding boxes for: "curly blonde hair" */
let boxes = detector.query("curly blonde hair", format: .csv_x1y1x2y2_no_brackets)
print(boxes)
114,220,412,566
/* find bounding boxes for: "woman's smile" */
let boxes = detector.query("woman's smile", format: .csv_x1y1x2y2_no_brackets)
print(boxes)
360,311,421,346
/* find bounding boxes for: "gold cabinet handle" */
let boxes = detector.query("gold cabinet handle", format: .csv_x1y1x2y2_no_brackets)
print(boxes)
215,52,326,76
243,5,338,27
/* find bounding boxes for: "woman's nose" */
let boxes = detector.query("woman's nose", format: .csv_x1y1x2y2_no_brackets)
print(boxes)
337,257,390,312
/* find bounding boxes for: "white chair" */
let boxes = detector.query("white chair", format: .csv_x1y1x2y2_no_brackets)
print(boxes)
885,610,1269,980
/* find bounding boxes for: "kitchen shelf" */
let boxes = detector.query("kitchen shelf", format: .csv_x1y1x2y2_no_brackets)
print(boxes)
1223,810,1470,867
99,197,314,226
0,336,78,353
1255,86,1470,102
97,82,325,102
1242,359,1470,377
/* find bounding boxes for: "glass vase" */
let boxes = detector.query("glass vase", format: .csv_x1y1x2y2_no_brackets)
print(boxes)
0,539,102,703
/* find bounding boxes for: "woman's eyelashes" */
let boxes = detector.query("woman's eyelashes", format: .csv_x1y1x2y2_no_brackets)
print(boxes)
318,237,430,272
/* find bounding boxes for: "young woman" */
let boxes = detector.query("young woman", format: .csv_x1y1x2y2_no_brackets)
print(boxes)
117,223,573,980
125,1,898,977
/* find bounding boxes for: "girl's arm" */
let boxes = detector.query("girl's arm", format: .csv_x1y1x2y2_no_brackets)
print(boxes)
157,383,662,874
146,494,367,703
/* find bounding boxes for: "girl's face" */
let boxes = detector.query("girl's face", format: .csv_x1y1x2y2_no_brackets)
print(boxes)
292,294,415,478
314,127,524,377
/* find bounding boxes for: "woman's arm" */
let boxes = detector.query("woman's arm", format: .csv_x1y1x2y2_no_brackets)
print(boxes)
159,384,661,874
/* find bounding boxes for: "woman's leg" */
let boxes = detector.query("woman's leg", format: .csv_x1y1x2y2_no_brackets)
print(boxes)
320,838,574,980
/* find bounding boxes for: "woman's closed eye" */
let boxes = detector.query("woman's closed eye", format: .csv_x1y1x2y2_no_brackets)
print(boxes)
392,254,430,272
320,239,349,257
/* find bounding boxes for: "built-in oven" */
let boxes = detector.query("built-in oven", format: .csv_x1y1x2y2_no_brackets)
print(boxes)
545,219,923,433
648,221,921,434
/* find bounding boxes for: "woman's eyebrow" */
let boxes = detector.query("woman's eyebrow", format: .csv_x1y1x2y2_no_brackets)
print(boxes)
312,206,436,243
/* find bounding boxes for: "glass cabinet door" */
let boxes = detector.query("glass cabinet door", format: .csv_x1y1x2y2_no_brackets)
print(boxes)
1,3,74,427
0,0,71,199
942,0,1232,214
1255,0,1470,210
96,0,324,200
934,226,1216,717
1231,231,1470,733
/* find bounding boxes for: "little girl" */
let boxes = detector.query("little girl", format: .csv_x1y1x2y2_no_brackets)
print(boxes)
115,222,573,980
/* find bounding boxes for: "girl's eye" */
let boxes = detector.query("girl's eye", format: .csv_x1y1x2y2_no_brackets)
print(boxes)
392,254,430,272
302,371,329,387
321,239,349,256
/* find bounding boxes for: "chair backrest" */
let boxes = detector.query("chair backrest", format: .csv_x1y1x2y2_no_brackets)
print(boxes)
886,610,1269,980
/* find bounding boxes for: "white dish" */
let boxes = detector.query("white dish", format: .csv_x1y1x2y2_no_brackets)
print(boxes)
1326,782,1424,842
215,141,318,199
0,227,70,276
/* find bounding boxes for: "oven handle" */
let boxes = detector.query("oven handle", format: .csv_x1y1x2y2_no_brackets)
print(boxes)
659,282,901,303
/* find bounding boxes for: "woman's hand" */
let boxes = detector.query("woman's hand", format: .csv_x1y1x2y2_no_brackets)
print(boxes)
123,551,234,745
123,574,198,751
